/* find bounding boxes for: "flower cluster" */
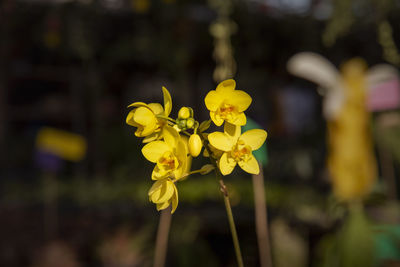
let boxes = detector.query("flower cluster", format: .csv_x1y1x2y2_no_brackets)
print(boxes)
126,79,267,213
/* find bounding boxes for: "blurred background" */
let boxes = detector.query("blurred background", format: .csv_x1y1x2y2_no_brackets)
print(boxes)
1,0,400,266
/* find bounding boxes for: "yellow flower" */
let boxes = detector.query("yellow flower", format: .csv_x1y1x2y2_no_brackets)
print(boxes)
148,178,178,213
204,79,252,126
142,126,188,180
208,123,267,175
126,87,172,142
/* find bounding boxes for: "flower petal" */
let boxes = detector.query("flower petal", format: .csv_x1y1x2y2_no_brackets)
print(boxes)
126,110,139,127
219,152,236,175
238,155,260,174
210,111,224,126
174,139,188,179
208,132,234,152
228,112,246,126
216,79,236,93
148,103,164,115
151,180,175,203
142,141,170,163
171,186,178,214
143,132,160,143
230,90,252,112
132,107,156,125
152,166,167,180
162,87,172,116
239,129,267,150
148,180,164,196
127,101,148,108
157,201,170,211
224,122,241,142
162,125,180,149
205,91,223,111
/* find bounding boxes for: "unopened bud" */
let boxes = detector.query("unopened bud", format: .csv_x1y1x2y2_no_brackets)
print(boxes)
176,118,187,130
186,118,195,129
178,107,192,119
188,134,202,157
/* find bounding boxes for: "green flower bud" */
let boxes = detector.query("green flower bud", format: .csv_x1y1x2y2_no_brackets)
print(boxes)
186,118,195,129
176,118,187,130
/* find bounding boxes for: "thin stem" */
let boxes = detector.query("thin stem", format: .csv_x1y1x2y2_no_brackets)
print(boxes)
156,115,176,123
222,182,244,267
154,206,172,267
252,166,273,267
200,133,244,267
181,130,191,137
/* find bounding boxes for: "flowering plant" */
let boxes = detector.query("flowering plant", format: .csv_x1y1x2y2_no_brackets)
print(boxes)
126,79,267,266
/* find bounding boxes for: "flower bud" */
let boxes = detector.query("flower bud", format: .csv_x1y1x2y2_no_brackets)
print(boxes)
186,118,195,129
176,118,187,130
188,134,202,157
178,107,192,119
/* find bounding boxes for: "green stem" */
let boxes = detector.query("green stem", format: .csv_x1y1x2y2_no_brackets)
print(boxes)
220,172,244,267
200,134,244,267
156,115,176,123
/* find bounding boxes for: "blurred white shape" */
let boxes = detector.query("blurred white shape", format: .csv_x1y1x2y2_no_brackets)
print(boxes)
287,52,344,119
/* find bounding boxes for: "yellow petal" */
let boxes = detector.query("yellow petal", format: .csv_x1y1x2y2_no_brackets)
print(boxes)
142,141,170,163
140,123,158,136
238,155,259,174
224,122,241,141
228,112,246,126
126,110,139,126
171,186,178,214
152,166,166,180
230,90,252,112
239,129,267,150
157,201,171,211
162,86,172,116
205,91,223,111
148,103,164,115
210,111,224,126
216,79,236,93
152,180,175,203
127,101,148,108
143,132,160,143
219,152,236,175
174,140,188,179
162,125,180,149
208,132,234,152
132,106,157,126
148,180,164,196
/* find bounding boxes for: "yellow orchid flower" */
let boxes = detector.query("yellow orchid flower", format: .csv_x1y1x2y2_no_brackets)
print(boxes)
142,126,188,180
204,79,252,126
148,178,178,213
208,123,267,175
126,87,172,142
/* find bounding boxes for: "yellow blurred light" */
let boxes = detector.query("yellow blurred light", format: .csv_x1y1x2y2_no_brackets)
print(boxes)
36,127,87,162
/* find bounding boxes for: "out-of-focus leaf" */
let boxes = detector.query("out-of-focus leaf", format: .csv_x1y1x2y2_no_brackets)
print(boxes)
339,205,375,267
199,120,211,132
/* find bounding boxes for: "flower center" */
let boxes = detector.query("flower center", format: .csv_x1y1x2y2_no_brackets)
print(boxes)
157,151,178,172
230,142,252,162
217,103,237,120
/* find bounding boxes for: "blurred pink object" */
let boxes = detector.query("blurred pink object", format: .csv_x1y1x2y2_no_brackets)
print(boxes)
367,79,400,111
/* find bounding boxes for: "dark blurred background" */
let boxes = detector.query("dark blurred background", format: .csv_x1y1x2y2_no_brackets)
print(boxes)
0,0,400,266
